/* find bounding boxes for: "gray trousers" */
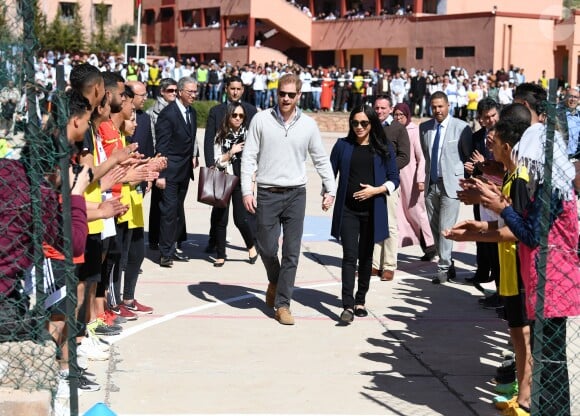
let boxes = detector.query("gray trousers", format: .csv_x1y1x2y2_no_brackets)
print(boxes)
256,187,306,308
425,182,460,271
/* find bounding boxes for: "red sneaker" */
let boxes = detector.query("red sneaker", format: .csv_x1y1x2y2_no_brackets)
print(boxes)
124,299,153,314
111,305,138,321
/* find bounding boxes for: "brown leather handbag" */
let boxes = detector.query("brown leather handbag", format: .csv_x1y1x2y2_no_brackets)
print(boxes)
197,166,239,208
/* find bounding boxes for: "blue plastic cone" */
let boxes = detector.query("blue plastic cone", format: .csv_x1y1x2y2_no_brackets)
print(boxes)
83,402,117,416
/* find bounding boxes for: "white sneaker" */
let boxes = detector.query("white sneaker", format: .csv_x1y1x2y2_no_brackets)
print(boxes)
76,355,88,371
77,337,109,361
56,374,86,399
87,333,110,352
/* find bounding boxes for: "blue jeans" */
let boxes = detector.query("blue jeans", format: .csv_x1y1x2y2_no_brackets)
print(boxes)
312,90,321,110
208,84,220,101
254,90,265,109
256,187,306,308
266,89,277,108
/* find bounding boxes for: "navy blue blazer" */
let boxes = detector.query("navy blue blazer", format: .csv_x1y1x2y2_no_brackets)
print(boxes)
330,138,400,243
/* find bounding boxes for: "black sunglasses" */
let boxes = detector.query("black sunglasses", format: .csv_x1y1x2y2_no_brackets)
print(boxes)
351,120,370,128
231,113,245,119
164,88,177,93
278,91,297,99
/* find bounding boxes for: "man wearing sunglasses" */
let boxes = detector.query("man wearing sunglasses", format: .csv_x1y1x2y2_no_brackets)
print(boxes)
147,78,186,252
155,77,199,267
203,76,258,254
241,73,336,325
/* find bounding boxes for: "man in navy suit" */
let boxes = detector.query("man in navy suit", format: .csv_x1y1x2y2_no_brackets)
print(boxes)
155,76,199,267
420,91,472,284
203,76,257,253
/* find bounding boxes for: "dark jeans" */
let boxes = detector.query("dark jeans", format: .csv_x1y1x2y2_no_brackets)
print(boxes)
340,206,373,309
117,225,145,302
214,184,256,259
256,187,306,308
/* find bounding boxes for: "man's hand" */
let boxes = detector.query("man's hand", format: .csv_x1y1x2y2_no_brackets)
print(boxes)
243,195,257,214
100,165,129,191
322,193,334,211
98,196,128,219
112,142,139,164
155,177,166,190
417,182,425,192
69,165,91,196
192,156,199,169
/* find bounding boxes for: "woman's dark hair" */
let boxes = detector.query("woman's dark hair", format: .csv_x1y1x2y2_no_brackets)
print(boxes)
346,105,390,159
215,102,247,145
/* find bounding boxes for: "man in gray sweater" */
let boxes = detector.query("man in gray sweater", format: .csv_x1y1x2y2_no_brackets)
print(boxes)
241,73,336,325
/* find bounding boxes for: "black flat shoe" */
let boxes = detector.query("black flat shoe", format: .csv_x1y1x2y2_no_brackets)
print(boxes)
214,259,225,267
354,307,368,317
340,309,354,323
249,253,259,264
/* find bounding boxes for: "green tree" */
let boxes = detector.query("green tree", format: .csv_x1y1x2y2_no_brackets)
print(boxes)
91,1,110,53
44,5,84,53
564,0,580,9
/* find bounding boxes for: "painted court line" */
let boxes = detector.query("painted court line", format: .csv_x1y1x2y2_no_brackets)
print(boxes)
109,270,476,344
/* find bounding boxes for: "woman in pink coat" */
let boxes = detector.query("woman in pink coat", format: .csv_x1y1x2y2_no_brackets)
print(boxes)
393,103,436,260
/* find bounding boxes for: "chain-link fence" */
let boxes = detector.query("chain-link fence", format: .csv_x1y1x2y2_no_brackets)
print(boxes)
525,80,580,416
0,0,79,415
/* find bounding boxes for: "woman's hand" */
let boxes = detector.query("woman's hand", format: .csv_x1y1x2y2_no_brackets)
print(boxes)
353,183,381,201
230,142,244,156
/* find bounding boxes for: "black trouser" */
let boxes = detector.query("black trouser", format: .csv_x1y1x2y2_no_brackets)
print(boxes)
117,226,145,303
159,178,189,258
148,185,162,246
473,204,500,285
214,184,256,259
340,206,373,309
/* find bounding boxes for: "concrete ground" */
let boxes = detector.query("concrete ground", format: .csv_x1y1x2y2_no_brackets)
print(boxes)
73,129,579,416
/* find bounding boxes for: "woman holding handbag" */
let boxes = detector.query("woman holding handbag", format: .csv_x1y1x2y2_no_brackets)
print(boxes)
212,102,258,267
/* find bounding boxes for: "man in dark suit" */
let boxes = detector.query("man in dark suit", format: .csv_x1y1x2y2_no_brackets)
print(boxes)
420,91,472,284
203,76,257,253
155,76,199,267
463,98,500,296
409,70,427,117
372,95,410,281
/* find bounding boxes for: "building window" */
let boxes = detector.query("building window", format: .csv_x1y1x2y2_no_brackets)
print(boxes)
93,4,112,26
416,47,423,60
444,46,475,57
59,2,77,21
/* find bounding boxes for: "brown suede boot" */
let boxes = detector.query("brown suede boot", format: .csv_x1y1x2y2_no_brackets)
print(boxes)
275,307,295,325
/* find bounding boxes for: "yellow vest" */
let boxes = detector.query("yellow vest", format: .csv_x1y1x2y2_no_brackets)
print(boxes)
85,127,104,235
498,166,529,297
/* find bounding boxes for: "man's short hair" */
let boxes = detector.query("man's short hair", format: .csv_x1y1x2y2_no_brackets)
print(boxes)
374,95,393,107
477,97,500,116
496,103,531,147
226,76,243,86
69,63,103,94
177,76,197,91
102,71,125,90
67,89,92,119
514,83,547,116
430,91,448,103
278,73,302,92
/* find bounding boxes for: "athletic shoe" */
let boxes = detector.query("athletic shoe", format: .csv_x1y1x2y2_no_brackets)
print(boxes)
104,309,127,325
111,304,138,321
78,374,100,392
88,318,122,336
124,299,153,314
77,337,109,361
